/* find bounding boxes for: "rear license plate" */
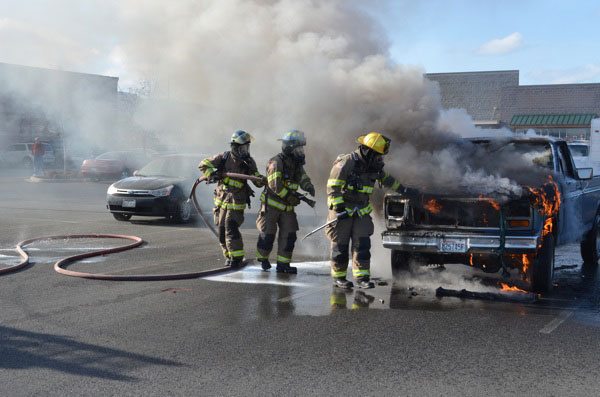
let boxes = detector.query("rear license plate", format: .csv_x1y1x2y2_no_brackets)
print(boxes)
440,239,466,253
122,199,136,208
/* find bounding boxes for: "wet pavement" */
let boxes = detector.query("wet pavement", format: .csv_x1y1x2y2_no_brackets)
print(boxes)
203,253,600,324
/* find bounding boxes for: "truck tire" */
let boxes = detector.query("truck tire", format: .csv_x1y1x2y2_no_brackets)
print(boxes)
391,250,411,277
580,212,600,268
530,234,555,293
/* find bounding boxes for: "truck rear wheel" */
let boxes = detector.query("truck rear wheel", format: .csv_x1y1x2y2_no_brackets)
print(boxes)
530,234,555,293
580,213,600,268
391,250,411,277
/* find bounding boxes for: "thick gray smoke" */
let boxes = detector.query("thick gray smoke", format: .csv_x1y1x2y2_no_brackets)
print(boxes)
112,0,545,202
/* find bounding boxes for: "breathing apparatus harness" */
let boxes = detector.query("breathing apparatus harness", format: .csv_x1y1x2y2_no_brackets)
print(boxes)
211,150,255,208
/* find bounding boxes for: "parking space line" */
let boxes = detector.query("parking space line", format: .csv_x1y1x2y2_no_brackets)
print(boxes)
539,310,573,334
13,217,80,224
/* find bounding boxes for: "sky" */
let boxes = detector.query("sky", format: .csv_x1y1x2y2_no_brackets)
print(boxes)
377,0,600,84
0,0,599,90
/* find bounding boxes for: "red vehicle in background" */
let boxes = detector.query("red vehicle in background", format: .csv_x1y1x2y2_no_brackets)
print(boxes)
80,149,157,180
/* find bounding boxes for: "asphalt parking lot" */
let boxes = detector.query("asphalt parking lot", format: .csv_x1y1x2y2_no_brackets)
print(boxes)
1,171,600,396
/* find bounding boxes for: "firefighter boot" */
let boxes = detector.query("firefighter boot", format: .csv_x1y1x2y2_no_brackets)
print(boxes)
276,262,297,274
333,277,354,289
356,277,375,289
259,259,272,271
230,258,245,269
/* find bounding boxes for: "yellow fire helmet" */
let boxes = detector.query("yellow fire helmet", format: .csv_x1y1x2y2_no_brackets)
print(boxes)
356,132,391,154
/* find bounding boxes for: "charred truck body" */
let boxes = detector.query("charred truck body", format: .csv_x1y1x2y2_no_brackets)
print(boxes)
382,137,600,293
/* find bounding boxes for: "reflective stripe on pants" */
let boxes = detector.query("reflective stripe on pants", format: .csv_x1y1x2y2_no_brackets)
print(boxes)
214,206,245,260
256,204,299,264
325,209,374,279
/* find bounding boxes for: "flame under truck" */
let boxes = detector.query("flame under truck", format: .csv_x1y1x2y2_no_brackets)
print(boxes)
382,137,600,293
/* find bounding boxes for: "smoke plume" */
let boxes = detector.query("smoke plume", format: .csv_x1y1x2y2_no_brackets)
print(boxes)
111,0,546,201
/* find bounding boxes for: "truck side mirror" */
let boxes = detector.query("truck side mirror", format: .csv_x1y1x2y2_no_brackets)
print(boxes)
577,167,593,180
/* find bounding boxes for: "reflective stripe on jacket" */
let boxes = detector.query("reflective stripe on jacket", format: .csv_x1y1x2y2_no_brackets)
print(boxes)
198,151,263,209
262,153,312,211
326,149,403,215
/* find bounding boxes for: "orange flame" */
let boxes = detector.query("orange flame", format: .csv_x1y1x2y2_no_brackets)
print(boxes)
424,198,442,214
542,218,553,236
499,282,528,293
469,254,474,266
526,175,561,237
521,254,530,275
478,195,501,211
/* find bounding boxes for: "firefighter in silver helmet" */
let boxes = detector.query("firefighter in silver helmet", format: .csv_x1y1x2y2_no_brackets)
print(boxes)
199,130,265,268
326,132,419,289
256,130,315,274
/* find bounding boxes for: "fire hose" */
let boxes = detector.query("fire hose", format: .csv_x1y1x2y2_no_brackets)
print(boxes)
0,174,245,279
0,232,234,280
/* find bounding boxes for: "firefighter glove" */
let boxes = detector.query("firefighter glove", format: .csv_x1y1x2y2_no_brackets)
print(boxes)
208,172,222,184
335,204,349,219
287,194,301,206
336,210,350,220
306,183,315,197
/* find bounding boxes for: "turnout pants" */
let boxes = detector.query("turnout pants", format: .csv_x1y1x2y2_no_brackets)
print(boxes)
214,207,245,260
325,210,374,280
256,205,299,264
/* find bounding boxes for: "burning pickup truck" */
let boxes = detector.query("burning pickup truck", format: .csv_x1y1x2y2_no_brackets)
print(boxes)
382,137,600,293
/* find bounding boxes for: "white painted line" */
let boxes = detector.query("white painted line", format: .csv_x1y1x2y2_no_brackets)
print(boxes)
11,217,79,224
278,285,330,303
539,311,573,334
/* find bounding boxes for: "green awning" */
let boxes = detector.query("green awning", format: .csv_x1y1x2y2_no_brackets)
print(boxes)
510,113,597,127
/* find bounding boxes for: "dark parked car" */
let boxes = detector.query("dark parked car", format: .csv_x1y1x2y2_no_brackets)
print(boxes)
81,149,157,180
106,154,200,223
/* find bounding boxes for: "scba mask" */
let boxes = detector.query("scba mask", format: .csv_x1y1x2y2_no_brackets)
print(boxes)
232,143,250,159
291,145,305,164
370,153,385,172
360,145,385,172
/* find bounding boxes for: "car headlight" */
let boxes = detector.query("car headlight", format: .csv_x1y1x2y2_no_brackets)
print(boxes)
150,185,174,197
107,184,118,195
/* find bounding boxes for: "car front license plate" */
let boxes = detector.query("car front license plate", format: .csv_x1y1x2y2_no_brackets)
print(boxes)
122,199,136,208
440,239,466,253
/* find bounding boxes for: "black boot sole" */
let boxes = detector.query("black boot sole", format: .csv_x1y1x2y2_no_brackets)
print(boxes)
276,269,297,274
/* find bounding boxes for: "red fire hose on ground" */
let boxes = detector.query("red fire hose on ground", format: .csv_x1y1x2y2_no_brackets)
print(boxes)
0,173,258,280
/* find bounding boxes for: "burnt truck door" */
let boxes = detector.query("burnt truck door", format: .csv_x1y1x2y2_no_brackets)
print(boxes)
554,141,584,244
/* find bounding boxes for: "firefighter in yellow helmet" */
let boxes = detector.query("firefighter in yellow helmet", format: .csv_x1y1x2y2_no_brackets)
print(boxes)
326,132,419,289
199,130,265,268
256,130,315,273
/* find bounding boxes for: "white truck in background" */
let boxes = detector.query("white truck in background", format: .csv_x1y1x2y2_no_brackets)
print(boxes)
570,118,600,176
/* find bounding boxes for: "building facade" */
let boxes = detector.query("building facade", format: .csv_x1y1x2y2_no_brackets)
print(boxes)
0,62,119,158
426,70,600,140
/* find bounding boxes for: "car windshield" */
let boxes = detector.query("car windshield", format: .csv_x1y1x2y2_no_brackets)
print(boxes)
137,156,198,178
476,141,554,169
569,144,589,157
